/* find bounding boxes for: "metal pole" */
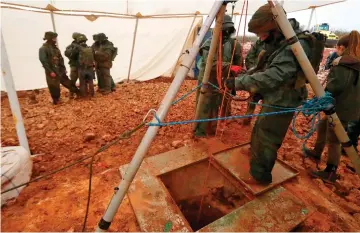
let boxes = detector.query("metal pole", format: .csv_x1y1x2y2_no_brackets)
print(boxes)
127,17,139,82
307,7,315,31
193,4,227,130
170,14,198,78
1,32,30,154
49,11,60,48
95,1,225,231
268,0,360,175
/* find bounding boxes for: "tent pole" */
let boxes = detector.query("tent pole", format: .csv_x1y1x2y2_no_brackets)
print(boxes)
50,11,59,47
307,7,315,31
95,1,225,232
127,17,139,82
1,32,30,154
170,14,198,78
193,4,226,131
268,0,360,175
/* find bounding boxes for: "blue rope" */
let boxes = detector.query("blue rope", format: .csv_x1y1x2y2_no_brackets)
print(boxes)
149,91,335,141
164,80,334,141
172,83,202,105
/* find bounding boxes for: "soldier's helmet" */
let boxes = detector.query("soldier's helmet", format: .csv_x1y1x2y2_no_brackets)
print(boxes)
248,3,285,34
223,14,235,30
72,32,82,40
77,34,88,43
97,33,108,41
93,33,99,42
43,31,58,40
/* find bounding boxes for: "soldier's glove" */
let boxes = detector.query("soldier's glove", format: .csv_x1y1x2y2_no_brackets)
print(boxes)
225,77,235,90
50,72,57,79
253,93,263,102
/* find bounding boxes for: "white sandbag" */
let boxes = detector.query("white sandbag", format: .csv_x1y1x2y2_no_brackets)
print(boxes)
1,146,32,205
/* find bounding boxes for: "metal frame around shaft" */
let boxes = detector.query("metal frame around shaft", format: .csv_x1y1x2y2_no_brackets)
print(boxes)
268,0,360,174
95,1,227,231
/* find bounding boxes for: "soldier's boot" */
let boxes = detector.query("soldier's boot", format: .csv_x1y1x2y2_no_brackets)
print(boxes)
310,164,339,184
111,78,116,92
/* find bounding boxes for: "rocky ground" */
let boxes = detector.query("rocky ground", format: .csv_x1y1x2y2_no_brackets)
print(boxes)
1,46,360,232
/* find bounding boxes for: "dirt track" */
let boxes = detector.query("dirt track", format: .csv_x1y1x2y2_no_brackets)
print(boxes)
1,48,360,232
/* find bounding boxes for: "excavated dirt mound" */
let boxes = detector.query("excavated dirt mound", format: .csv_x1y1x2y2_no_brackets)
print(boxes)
2,46,360,232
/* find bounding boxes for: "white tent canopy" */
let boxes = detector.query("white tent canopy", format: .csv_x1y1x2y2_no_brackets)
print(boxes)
1,0,345,91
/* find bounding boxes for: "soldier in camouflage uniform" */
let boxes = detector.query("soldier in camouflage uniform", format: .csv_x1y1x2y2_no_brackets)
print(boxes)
39,32,80,104
92,33,116,94
77,35,95,97
242,18,302,126
64,32,82,98
194,14,242,137
226,4,311,184
347,119,360,152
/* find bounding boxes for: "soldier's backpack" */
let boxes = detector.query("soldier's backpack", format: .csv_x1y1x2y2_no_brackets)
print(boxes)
79,46,95,67
64,44,79,60
297,31,327,74
111,47,118,61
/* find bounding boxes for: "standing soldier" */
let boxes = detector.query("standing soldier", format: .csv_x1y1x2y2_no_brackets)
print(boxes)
77,35,95,97
226,4,311,184
92,33,117,94
194,14,242,137
39,31,80,104
64,32,82,98
242,18,302,126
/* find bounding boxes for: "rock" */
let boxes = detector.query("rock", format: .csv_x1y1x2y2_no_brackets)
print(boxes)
3,137,17,145
183,134,191,140
314,178,334,196
49,109,55,114
171,140,183,149
45,132,53,137
134,109,140,114
37,124,45,129
101,134,112,142
84,132,96,142
336,180,353,195
353,213,360,222
345,189,360,206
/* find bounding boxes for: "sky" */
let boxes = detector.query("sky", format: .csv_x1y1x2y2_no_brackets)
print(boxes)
288,0,360,32
211,0,360,35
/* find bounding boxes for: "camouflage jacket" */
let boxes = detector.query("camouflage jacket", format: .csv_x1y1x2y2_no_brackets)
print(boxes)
198,36,242,88
92,40,116,68
64,40,80,67
235,39,311,108
39,42,66,74
325,55,360,121
245,39,265,70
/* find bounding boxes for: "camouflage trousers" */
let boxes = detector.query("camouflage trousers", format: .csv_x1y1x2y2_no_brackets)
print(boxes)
194,89,232,137
348,119,360,149
79,67,95,97
96,68,115,92
312,117,348,166
249,105,294,183
70,66,79,87
45,69,79,103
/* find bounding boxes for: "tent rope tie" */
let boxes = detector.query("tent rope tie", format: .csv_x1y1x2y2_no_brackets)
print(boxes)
148,92,334,141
